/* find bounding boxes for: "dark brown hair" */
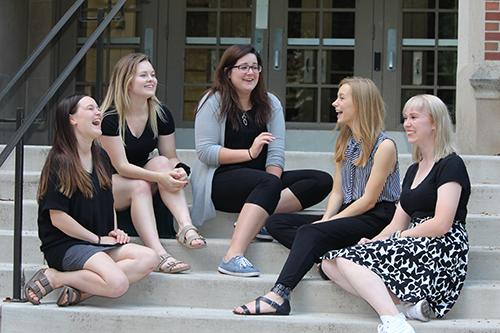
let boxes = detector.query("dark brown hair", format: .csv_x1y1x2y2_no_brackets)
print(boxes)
37,95,111,201
200,44,271,130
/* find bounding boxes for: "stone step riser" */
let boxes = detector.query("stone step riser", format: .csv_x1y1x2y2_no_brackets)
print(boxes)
0,268,498,320
1,178,499,215
3,304,499,333
0,235,498,281
3,146,500,185
1,201,498,247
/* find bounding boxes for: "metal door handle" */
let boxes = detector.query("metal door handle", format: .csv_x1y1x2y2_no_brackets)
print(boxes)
387,28,396,71
273,28,283,70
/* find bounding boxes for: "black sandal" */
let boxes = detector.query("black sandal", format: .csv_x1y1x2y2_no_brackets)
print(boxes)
234,296,290,316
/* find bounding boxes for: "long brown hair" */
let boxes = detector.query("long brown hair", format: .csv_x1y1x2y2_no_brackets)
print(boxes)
100,53,164,142
334,77,386,166
37,95,111,201
199,44,271,130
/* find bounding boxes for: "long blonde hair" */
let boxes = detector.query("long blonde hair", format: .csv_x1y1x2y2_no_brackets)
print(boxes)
403,94,456,162
101,53,165,142
334,77,385,166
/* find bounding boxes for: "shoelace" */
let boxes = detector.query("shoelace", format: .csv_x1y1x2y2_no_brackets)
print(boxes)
235,256,252,268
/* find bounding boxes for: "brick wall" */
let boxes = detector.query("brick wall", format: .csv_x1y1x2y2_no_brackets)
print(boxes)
485,0,500,60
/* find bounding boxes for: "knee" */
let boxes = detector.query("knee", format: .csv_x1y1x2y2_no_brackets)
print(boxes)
130,179,152,197
318,172,333,192
321,259,341,282
148,156,172,171
259,173,282,196
106,273,129,298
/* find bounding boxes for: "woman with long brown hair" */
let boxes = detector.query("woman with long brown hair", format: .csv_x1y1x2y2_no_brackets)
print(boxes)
192,44,332,277
24,95,156,306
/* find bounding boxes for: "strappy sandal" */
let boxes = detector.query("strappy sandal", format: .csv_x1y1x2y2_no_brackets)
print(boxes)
157,254,191,274
233,296,291,316
57,286,82,307
24,268,54,305
176,225,207,249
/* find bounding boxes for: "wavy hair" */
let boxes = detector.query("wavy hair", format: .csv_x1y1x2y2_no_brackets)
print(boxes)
334,77,386,166
100,53,164,142
38,95,111,201
403,94,456,162
198,44,271,130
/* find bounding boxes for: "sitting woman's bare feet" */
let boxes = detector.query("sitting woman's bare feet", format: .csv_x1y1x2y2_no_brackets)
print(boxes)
233,292,290,315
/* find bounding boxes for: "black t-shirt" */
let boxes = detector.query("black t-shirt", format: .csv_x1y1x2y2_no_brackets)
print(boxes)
37,149,115,270
400,153,471,223
101,105,175,167
216,109,267,174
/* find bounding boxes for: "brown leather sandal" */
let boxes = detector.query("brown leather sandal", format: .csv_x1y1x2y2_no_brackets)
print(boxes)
56,286,82,307
176,225,206,249
24,268,54,305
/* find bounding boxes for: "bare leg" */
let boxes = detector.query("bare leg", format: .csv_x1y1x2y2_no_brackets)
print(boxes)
274,188,303,214
145,156,205,248
320,259,360,296
225,203,268,260
334,257,399,316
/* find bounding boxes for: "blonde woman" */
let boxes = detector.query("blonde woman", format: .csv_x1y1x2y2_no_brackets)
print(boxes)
321,95,471,333
233,77,400,315
100,53,205,274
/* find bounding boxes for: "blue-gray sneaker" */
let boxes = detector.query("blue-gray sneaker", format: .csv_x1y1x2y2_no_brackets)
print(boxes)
255,226,274,241
218,255,260,277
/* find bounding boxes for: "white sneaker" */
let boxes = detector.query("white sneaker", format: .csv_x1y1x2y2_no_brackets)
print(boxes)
398,299,432,322
377,313,416,333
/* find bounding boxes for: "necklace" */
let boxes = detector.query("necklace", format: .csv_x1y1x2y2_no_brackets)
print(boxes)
241,112,248,126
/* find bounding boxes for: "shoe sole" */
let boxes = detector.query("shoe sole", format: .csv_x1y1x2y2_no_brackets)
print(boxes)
417,300,432,322
255,235,274,241
217,267,260,277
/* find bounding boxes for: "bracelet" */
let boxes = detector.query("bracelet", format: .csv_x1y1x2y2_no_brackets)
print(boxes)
175,162,191,176
97,235,101,244
248,148,255,160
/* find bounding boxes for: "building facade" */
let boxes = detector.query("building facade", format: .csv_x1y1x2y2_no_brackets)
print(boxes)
0,0,498,154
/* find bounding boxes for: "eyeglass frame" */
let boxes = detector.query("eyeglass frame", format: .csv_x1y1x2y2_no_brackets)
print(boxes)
230,64,263,73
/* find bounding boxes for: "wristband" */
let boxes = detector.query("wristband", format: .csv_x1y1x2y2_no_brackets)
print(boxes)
175,162,191,176
97,235,101,244
248,148,255,160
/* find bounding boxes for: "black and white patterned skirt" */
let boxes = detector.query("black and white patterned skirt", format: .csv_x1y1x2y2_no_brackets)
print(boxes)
321,217,469,318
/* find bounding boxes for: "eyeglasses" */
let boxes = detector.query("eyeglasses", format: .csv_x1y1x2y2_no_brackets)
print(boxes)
231,64,262,73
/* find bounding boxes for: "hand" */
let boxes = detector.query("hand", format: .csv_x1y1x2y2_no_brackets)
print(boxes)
109,228,129,244
172,167,188,182
357,237,373,245
157,170,188,192
249,132,275,160
99,236,118,245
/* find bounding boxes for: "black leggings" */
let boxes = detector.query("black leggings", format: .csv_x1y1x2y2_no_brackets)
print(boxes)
266,201,396,290
211,168,332,215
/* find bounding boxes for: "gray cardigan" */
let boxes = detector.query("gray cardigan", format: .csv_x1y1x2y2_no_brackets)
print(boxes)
191,92,285,226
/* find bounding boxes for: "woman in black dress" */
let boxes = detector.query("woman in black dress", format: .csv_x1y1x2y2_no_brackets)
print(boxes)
24,95,157,306
321,94,471,333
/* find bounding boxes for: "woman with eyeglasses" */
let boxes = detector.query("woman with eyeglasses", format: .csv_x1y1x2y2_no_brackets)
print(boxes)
192,44,332,277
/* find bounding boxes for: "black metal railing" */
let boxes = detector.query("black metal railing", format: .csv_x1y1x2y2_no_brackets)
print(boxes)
0,0,126,301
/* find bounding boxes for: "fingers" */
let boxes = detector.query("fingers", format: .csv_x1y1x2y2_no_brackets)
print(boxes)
357,238,371,245
108,229,129,244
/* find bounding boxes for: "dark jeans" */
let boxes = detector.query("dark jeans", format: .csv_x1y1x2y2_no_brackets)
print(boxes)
266,201,397,290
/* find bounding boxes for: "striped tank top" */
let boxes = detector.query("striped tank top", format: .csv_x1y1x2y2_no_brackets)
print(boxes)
341,132,400,204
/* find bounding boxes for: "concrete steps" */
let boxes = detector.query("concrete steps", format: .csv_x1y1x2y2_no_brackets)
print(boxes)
3,303,500,333
1,146,500,333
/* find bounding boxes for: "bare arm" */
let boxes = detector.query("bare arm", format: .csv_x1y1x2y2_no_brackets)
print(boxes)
50,210,117,244
158,133,180,166
318,162,343,221
329,139,397,220
401,182,461,237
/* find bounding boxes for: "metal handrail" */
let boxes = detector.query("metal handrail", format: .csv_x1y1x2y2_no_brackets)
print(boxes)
0,0,85,106
1,0,126,300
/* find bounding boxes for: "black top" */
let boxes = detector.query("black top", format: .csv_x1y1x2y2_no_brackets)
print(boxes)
216,109,267,174
101,105,175,167
37,149,115,271
400,153,471,223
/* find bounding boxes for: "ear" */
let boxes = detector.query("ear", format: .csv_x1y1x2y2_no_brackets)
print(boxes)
69,114,77,126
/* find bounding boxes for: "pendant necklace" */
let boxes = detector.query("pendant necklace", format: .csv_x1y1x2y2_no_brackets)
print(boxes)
241,111,248,126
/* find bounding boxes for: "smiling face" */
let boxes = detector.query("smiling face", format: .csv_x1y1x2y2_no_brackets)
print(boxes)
332,83,356,126
228,53,260,97
69,96,102,141
128,60,157,99
403,106,435,145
